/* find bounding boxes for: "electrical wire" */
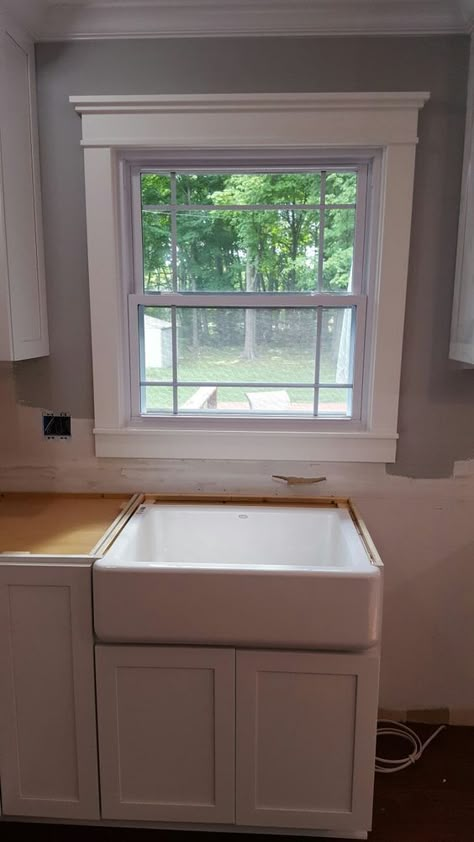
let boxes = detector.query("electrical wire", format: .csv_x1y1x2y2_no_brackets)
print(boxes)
375,719,446,774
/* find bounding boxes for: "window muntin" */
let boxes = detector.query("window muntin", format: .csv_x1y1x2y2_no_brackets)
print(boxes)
129,165,369,421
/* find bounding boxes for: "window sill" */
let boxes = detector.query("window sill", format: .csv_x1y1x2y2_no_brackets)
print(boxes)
94,427,398,462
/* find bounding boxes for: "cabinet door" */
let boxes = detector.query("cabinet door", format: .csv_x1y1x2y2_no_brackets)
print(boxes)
236,649,379,833
96,645,235,823
0,26,48,360
0,562,99,819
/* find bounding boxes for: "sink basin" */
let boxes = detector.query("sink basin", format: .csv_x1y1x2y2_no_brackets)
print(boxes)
93,502,382,650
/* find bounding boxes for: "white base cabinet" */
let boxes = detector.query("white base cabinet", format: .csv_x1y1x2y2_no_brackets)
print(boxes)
0,561,100,819
95,645,379,836
0,495,381,838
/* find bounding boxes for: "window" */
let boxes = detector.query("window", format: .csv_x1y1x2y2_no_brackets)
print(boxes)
130,166,368,421
72,92,429,460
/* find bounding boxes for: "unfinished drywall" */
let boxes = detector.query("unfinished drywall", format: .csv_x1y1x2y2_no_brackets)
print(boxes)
8,33,470,477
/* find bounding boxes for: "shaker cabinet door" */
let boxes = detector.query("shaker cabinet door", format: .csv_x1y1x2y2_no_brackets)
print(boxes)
96,645,235,823
236,649,379,833
0,562,99,819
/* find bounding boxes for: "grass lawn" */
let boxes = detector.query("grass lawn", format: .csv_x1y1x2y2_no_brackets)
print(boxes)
143,346,349,413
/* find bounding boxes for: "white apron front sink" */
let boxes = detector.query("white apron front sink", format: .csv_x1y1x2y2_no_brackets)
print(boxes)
93,501,382,650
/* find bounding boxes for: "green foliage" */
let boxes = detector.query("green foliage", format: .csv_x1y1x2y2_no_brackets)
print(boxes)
141,174,172,290
140,171,357,347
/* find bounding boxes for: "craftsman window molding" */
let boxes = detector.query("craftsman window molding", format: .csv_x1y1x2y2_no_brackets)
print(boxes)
72,91,429,461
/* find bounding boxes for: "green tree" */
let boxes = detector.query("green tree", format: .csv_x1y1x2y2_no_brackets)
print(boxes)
141,170,357,361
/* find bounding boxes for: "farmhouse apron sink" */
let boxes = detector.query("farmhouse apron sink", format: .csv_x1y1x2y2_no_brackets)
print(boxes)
93,500,382,650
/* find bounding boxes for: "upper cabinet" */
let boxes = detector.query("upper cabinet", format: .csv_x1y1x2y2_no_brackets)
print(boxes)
0,20,48,360
450,37,474,364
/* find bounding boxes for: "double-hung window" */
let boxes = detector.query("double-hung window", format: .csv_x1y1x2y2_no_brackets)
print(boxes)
129,163,369,423
71,92,428,460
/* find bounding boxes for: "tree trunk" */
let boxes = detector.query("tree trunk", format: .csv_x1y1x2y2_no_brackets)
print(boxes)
191,276,199,350
243,260,257,360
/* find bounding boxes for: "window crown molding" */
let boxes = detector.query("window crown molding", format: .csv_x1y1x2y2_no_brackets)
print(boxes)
71,91,430,149
71,92,431,116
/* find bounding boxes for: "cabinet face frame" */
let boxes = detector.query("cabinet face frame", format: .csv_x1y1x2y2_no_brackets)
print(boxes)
95,645,236,823
236,649,379,833
0,561,100,819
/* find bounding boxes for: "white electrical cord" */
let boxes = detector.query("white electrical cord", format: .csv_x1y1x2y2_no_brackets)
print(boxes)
375,719,446,774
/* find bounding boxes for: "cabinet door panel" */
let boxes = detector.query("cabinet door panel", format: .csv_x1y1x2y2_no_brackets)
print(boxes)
236,649,379,833
0,563,99,818
0,28,48,360
96,645,235,823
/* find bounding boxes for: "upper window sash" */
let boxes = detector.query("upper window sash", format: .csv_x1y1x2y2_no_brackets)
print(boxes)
129,163,369,298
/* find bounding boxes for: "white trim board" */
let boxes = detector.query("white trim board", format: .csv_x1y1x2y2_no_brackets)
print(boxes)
71,91,428,461
71,92,429,150
10,0,474,41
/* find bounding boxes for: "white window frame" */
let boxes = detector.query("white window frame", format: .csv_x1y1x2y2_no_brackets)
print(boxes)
71,92,429,461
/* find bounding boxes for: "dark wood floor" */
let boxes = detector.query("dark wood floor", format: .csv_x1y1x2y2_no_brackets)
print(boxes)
2,725,473,842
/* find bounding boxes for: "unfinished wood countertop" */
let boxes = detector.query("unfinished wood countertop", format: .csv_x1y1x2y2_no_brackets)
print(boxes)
0,493,132,555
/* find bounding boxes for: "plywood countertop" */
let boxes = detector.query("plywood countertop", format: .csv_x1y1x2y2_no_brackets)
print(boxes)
0,493,131,556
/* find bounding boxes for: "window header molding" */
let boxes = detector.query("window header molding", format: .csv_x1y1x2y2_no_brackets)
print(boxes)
71,92,430,114
71,92,429,149
72,91,429,462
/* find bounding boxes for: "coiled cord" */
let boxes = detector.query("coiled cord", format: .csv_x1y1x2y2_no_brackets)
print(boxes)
375,719,446,773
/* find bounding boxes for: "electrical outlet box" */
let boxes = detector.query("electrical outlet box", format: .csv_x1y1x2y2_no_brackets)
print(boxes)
42,412,71,439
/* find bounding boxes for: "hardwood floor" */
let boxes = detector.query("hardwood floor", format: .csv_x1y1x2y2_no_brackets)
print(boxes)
1,725,473,842
370,724,474,842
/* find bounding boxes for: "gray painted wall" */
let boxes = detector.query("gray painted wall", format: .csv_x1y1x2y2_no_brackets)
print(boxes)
14,35,470,477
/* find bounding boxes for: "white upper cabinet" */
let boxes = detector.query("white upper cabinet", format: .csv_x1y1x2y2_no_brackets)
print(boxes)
0,20,49,360
451,37,474,364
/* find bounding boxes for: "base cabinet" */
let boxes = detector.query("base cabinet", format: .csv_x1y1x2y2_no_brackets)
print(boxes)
95,645,236,823
95,645,379,835
0,562,99,819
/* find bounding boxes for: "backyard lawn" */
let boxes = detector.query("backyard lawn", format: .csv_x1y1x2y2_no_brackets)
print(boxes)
143,346,349,414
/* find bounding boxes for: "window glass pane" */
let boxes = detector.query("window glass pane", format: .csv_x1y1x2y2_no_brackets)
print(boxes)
319,308,354,385
141,173,171,204
141,307,173,381
142,211,172,292
323,208,355,292
325,171,357,205
318,388,352,417
136,167,364,421
140,170,360,294
176,211,319,293
141,386,174,414
176,173,321,206
176,308,316,383
178,386,314,414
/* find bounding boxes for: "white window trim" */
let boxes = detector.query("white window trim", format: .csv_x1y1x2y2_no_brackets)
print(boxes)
71,92,429,462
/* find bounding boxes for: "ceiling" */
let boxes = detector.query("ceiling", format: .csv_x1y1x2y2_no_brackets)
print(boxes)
1,0,474,41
